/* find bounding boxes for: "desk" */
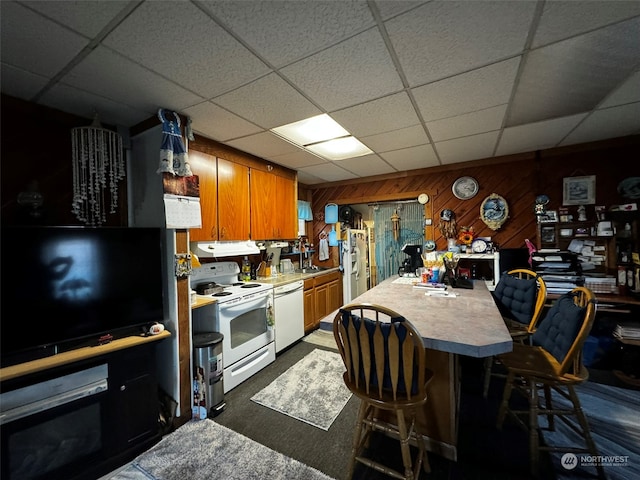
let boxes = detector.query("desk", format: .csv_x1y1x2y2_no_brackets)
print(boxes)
319,276,510,461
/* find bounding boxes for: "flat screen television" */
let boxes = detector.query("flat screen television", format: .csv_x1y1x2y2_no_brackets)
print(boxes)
1,226,166,368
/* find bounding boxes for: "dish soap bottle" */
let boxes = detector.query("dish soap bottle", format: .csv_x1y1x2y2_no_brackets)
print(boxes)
242,256,251,281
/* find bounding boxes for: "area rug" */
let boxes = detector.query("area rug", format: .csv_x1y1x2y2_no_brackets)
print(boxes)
302,329,338,350
250,348,351,430
108,419,336,480
542,382,640,480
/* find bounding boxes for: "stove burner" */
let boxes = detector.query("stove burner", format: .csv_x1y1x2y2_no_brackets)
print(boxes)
212,291,232,297
231,282,244,286
241,283,261,288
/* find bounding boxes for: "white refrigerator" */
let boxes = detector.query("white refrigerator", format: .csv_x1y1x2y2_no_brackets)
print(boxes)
342,229,369,304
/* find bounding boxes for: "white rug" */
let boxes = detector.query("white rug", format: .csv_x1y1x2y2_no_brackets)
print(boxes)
302,329,338,349
108,419,336,480
250,348,351,430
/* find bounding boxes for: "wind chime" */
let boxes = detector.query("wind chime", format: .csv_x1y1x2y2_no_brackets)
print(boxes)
391,209,400,241
71,114,125,226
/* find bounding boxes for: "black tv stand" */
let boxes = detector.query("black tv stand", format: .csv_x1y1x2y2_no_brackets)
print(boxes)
0,332,170,480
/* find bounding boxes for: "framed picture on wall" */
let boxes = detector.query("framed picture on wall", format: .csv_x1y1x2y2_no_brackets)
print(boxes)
563,175,596,205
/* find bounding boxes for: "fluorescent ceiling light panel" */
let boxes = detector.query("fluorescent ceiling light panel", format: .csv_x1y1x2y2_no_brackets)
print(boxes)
272,114,348,145
271,114,373,161
306,136,372,161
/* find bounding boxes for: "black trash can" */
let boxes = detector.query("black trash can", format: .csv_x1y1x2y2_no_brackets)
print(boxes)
193,332,225,419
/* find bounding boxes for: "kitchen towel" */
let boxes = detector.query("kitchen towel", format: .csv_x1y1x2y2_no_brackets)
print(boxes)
318,238,329,261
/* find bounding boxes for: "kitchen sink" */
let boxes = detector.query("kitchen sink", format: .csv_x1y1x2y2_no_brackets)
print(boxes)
295,266,330,274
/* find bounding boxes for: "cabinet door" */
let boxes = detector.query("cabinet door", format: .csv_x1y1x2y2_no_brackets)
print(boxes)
327,278,342,313
304,288,316,332
250,169,277,240
314,284,329,324
276,175,297,239
109,345,159,448
218,158,250,240
189,151,218,241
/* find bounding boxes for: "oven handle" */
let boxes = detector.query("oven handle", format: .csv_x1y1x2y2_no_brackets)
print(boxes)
218,293,269,314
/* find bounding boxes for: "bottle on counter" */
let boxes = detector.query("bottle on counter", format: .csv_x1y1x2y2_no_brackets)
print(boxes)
242,256,251,281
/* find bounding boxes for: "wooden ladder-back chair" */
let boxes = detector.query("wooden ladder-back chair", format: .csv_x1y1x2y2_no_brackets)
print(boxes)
333,303,434,480
496,287,605,479
483,268,547,398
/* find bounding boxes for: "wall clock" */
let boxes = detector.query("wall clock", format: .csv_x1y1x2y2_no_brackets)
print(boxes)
418,193,430,204
452,176,479,200
480,193,509,230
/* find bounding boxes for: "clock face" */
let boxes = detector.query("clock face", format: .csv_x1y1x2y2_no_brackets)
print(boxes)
418,193,429,204
471,239,488,253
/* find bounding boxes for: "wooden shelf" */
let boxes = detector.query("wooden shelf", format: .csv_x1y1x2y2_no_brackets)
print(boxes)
0,330,171,382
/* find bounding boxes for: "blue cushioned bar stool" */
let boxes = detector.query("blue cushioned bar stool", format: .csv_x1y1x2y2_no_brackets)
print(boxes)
483,269,547,398
333,304,434,480
496,287,605,479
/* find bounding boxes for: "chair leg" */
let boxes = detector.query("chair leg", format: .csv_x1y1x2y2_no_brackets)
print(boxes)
482,356,493,399
348,401,369,480
567,386,606,480
496,370,515,429
528,378,540,477
395,409,414,480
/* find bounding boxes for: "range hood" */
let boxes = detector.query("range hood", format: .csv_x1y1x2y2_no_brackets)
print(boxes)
191,240,260,258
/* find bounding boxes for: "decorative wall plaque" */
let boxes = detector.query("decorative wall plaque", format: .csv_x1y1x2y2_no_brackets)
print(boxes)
480,193,509,230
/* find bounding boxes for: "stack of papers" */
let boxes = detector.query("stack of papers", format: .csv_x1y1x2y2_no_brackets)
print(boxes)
425,290,457,297
614,323,640,340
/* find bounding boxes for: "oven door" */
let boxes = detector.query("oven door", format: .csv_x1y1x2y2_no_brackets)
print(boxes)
217,289,274,367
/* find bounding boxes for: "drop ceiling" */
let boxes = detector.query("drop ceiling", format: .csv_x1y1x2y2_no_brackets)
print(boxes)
2,0,639,185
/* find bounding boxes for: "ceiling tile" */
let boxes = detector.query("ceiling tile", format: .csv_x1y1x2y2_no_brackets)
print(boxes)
599,70,640,108
331,92,421,138
427,105,507,142
360,125,429,153
102,1,270,99
22,0,133,38
496,113,588,156
373,0,427,21
386,0,536,86
298,163,359,183
226,131,300,158
561,102,640,146
200,0,375,67
0,2,88,78
412,58,520,122
334,153,396,177
0,64,50,100
268,149,328,170
508,18,640,126
532,1,640,48
435,131,499,165
61,47,204,114
379,144,438,171
214,73,321,129
184,101,263,142
296,170,326,185
39,83,148,126
281,28,403,111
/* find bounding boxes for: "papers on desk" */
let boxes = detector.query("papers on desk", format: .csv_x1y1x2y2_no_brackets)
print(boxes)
425,290,457,297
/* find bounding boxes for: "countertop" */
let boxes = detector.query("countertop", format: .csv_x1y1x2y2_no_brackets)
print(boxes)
319,275,512,358
191,267,341,308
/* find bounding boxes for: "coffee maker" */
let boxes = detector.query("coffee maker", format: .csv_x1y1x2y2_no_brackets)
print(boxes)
398,244,423,276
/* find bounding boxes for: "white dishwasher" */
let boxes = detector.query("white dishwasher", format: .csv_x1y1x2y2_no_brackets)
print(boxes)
273,280,305,353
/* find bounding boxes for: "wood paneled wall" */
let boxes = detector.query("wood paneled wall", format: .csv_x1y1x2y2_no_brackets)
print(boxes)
303,136,640,269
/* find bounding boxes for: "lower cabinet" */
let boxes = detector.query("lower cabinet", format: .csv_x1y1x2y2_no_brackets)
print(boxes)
304,270,342,333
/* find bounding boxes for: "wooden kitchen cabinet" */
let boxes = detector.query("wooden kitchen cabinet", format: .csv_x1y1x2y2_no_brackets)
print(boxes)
304,270,342,332
250,168,297,240
189,150,218,242
303,278,315,332
189,154,250,241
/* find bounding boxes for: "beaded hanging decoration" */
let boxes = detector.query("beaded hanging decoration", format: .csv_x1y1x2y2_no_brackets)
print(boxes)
71,114,125,226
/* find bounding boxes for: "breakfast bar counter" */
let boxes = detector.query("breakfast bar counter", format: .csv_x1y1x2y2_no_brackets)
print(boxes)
318,275,512,461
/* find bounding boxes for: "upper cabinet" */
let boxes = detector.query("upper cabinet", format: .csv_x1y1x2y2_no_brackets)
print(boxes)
250,169,297,240
189,153,250,241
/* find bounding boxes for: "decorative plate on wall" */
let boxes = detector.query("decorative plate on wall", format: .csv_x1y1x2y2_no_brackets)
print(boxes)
480,193,509,230
452,176,479,200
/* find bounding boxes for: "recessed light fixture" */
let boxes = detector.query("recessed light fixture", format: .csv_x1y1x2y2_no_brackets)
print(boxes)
271,114,372,161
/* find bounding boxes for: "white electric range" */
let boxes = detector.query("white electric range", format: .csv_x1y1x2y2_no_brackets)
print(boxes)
190,262,275,393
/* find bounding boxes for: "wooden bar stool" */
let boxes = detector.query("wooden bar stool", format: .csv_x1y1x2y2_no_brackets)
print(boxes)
333,304,434,480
